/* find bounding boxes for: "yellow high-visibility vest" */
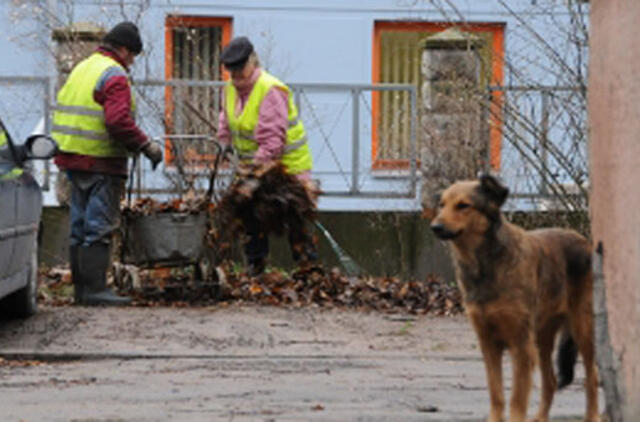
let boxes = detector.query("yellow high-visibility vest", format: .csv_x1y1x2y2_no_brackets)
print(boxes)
52,52,136,157
225,71,312,174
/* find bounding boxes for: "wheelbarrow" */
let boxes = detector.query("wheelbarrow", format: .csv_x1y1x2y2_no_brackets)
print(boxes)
113,137,235,299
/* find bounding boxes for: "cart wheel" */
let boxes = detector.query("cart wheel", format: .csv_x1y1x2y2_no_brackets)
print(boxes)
195,259,208,282
195,259,221,300
113,262,140,291
211,266,228,300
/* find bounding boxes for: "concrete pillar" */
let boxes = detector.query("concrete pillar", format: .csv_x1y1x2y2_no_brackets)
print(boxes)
589,1,640,420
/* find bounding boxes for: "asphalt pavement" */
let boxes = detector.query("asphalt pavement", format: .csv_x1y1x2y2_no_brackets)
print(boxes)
0,305,601,421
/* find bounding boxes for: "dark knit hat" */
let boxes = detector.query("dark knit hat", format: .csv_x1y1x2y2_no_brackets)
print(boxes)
220,36,254,71
103,21,143,55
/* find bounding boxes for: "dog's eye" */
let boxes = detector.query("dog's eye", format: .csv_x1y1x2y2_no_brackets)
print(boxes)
456,202,471,210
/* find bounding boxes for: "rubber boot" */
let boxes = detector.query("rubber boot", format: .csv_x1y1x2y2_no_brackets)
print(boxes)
78,243,131,306
70,245,83,304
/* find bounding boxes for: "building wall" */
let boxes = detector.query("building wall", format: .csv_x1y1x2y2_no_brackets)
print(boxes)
0,0,581,212
39,207,455,282
589,0,640,420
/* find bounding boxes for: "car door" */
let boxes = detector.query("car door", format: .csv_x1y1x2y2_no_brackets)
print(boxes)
0,123,18,283
11,170,42,277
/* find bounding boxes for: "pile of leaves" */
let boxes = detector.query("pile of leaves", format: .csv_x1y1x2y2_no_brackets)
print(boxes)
216,267,462,316
216,162,319,241
36,265,463,316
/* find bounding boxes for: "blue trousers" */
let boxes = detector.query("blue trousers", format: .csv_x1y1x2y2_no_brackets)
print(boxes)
67,171,125,246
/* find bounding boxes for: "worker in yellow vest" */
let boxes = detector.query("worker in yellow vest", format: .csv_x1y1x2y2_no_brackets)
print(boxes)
218,36,318,276
53,22,163,306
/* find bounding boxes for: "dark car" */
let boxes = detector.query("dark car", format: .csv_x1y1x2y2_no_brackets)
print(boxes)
0,118,57,318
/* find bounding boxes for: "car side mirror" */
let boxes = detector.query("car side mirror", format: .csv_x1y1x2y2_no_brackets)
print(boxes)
23,135,58,160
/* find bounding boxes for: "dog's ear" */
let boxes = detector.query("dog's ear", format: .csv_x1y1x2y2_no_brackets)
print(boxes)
479,173,509,207
432,191,442,207
420,191,441,220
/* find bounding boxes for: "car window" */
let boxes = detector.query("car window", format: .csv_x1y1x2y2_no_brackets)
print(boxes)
0,118,23,179
0,119,9,148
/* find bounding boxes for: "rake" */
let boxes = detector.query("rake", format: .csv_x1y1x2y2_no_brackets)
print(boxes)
313,220,363,278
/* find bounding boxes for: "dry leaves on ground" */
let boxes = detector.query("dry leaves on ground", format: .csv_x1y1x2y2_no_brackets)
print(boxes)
38,265,462,316
0,357,45,368
215,266,462,316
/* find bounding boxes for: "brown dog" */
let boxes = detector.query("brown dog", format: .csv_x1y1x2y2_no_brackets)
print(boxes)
430,174,599,422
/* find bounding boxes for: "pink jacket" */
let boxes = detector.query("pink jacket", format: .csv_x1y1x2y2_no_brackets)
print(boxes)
218,68,310,181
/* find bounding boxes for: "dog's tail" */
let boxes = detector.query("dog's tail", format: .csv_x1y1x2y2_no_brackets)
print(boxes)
556,328,578,389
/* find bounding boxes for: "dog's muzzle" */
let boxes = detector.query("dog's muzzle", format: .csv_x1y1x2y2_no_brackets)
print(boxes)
430,223,461,240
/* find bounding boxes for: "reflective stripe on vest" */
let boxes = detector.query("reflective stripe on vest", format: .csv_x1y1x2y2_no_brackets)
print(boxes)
231,135,308,157
225,70,312,174
51,124,110,141
52,52,136,158
51,104,103,117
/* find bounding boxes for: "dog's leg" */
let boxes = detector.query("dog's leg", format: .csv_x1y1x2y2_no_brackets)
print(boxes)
508,338,536,422
530,322,561,422
471,315,506,422
569,298,601,422
480,337,505,422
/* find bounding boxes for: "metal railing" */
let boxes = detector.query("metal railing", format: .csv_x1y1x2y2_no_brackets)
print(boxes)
134,79,419,199
291,82,418,198
0,75,587,211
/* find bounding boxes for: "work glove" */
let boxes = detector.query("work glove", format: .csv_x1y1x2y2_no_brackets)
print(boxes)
222,144,234,155
221,144,235,161
142,142,163,170
223,145,239,170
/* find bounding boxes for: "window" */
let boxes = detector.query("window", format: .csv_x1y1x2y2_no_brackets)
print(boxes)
164,15,232,165
372,21,504,171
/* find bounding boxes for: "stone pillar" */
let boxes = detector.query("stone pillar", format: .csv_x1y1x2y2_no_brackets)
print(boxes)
419,28,487,211
52,22,105,83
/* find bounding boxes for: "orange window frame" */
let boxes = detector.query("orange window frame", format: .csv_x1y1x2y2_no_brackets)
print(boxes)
372,21,505,171
164,15,232,164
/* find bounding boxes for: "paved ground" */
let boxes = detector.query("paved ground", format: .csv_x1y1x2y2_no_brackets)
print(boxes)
0,305,602,421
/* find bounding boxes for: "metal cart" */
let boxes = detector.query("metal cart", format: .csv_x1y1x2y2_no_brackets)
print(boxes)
113,136,234,299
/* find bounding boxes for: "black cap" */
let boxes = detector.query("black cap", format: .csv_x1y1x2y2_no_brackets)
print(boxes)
220,36,254,71
103,21,143,55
